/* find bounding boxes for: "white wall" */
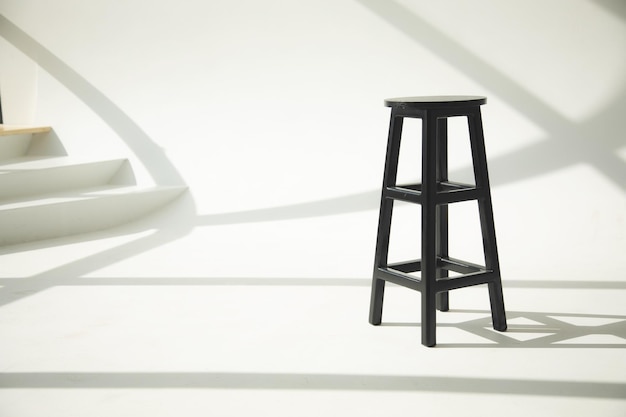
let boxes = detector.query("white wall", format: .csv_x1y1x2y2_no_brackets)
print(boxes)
1,0,625,278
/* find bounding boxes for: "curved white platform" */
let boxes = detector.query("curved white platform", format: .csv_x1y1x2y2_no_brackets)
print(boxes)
0,125,186,246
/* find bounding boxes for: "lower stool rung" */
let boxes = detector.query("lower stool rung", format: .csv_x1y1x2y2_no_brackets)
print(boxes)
377,256,496,292
388,257,486,275
374,267,421,290
439,257,486,274
435,271,496,291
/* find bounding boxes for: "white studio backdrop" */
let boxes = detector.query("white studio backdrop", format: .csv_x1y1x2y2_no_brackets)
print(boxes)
0,0,624,279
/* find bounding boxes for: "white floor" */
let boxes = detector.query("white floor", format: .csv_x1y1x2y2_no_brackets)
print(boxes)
0,191,625,417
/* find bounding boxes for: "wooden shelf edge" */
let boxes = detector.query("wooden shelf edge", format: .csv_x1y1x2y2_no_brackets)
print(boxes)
0,124,52,136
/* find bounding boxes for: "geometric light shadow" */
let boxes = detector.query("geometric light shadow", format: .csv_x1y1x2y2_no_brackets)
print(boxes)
431,310,626,348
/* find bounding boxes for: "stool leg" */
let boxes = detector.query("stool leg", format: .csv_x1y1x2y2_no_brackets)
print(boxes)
422,288,437,347
488,280,507,331
370,196,392,325
479,196,506,331
467,108,507,332
369,277,386,325
435,117,449,311
421,111,439,346
436,205,449,312
370,114,404,326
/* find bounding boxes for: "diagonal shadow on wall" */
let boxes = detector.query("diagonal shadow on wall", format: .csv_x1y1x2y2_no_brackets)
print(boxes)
593,0,626,21
355,0,626,192
0,14,187,187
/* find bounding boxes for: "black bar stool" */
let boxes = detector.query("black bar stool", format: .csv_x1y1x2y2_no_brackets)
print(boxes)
369,95,507,347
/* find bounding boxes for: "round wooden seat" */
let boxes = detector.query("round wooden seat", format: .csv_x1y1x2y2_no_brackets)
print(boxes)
384,95,487,109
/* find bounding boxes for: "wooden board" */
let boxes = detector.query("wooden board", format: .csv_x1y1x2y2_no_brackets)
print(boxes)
0,125,52,136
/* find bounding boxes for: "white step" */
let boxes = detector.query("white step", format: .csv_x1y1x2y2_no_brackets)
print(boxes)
0,185,186,246
0,156,127,200
0,125,53,161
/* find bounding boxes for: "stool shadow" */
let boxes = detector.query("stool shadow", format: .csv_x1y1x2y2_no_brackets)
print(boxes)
381,309,626,348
